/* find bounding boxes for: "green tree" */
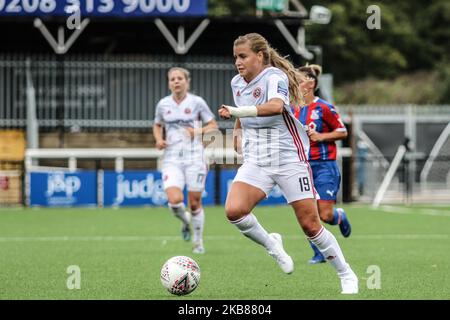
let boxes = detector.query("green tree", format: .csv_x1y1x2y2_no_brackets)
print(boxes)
302,0,418,82
206,0,450,102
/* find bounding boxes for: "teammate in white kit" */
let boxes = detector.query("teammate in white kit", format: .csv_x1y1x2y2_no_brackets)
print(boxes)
218,33,358,294
153,67,218,254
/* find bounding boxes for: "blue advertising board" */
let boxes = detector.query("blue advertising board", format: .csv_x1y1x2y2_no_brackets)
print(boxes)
219,169,287,206
102,170,215,207
29,171,97,207
0,0,207,17
28,169,289,207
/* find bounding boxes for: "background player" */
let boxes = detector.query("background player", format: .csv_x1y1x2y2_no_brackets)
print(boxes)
153,67,218,254
218,33,358,294
294,64,352,264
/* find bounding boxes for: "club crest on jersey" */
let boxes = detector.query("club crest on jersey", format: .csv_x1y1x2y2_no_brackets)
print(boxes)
311,110,320,120
184,108,192,114
309,122,317,131
236,90,241,97
253,87,262,98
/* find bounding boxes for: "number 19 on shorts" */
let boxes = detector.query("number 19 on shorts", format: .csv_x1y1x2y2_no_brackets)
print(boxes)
299,177,311,192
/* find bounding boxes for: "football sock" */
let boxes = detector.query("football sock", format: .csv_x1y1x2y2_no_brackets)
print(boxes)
168,202,189,225
308,226,348,274
327,208,340,225
230,213,275,250
191,208,204,244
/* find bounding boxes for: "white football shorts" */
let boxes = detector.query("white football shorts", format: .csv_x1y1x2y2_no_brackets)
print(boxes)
161,161,208,192
233,161,318,203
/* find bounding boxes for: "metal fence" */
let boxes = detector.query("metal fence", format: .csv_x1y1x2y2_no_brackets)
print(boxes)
2,55,450,131
0,54,236,129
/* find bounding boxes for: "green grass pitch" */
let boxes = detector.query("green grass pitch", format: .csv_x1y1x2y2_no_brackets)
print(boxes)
0,204,449,300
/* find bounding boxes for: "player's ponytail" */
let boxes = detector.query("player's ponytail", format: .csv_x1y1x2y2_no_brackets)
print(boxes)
268,47,304,106
309,64,322,78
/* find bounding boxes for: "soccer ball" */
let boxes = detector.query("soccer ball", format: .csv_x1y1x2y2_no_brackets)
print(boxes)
160,256,201,296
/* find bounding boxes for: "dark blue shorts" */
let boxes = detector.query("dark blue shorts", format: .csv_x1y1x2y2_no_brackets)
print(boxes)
310,161,341,201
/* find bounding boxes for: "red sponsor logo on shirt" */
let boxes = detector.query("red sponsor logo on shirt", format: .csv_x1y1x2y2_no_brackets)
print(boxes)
184,108,192,114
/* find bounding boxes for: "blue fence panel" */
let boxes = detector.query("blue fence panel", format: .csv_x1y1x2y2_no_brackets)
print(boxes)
219,169,287,206
103,170,215,207
30,171,97,207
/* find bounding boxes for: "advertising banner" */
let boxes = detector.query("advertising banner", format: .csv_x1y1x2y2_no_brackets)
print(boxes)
29,171,97,206
102,170,215,207
0,0,207,17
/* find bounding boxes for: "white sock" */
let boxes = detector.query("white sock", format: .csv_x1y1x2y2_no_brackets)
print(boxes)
309,226,349,274
191,208,204,244
230,213,275,250
168,202,189,225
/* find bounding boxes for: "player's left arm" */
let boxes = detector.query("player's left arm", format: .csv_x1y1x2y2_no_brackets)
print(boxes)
308,106,347,142
186,98,218,138
198,98,218,135
200,119,218,134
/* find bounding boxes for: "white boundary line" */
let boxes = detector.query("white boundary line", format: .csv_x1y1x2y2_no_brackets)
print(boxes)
378,205,450,217
0,234,448,242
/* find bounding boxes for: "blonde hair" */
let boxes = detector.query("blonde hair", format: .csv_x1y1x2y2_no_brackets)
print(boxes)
234,33,304,105
168,67,191,82
298,64,322,90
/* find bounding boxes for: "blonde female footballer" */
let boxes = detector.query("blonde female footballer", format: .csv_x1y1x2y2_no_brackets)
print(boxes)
153,67,218,254
218,33,358,294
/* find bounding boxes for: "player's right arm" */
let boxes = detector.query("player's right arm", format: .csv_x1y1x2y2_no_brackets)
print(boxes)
219,74,288,119
153,102,167,150
153,123,167,150
218,97,284,119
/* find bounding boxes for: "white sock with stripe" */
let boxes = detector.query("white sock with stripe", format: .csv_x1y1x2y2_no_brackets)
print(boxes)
230,213,276,250
191,208,204,244
168,202,189,225
309,226,349,274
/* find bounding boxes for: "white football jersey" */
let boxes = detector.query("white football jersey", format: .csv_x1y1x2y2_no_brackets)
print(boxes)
231,67,310,166
154,93,214,163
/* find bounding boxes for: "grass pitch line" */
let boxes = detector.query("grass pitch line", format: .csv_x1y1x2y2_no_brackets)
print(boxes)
0,234,448,242
379,205,450,217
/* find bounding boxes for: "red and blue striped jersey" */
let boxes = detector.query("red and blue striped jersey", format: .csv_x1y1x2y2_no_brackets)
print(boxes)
292,97,346,161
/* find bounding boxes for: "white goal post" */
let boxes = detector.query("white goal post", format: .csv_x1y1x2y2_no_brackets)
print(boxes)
372,145,407,208
420,121,450,187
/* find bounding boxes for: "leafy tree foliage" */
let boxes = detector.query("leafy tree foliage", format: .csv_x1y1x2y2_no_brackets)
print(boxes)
208,0,449,101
